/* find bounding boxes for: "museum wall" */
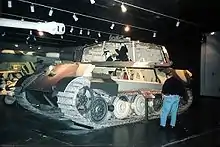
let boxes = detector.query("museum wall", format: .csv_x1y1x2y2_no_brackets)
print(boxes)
200,32,220,97
163,30,201,100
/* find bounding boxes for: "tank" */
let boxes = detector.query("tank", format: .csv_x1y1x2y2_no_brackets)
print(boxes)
0,61,36,96
0,48,81,97
2,39,193,130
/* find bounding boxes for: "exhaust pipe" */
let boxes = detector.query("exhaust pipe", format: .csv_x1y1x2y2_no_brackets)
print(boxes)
0,49,83,61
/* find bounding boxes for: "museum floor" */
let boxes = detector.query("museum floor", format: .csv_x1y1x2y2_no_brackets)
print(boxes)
0,96,219,147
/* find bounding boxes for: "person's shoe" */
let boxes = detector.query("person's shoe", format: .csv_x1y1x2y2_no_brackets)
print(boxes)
159,125,166,130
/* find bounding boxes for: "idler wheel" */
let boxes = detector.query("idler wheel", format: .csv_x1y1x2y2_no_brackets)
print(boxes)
113,96,131,119
76,86,94,116
90,98,108,123
131,94,145,116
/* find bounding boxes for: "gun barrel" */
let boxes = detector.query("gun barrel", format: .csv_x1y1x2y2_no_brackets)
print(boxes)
0,50,78,62
0,18,65,35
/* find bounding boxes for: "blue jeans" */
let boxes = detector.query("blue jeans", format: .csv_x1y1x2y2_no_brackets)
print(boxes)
160,95,180,127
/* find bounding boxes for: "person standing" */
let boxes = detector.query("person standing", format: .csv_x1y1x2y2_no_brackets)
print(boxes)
115,45,129,61
160,68,185,128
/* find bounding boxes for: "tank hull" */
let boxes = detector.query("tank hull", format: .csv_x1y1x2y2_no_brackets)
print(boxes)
13,63,193,130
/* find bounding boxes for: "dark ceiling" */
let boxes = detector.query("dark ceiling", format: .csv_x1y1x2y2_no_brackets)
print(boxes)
0,0,219,49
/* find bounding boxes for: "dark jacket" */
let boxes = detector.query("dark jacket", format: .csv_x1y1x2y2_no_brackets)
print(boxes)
162,76,185,97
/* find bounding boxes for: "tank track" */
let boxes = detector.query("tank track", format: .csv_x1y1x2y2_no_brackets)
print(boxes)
15,76,193,130
147,88,193,120
56,77,145,129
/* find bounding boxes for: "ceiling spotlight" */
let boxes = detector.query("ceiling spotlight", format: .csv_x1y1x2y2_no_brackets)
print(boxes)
21,18,24,21
210,32,215,35
73,13,78,21
110,23,115,30
153,32,156,38
70,27,74,33
30,4,35,13
121,3,127,13
61,35,63,39
87,30,90,35
49,8,53,16
8,0,12,8
95,40,98,43
38,46,41,50
14,44,19,48
176,20,180,27
124,25,130,32
30,30,32,35
38,31,44,36
80,29,83,35
90,0,95,4
98,32,101,37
